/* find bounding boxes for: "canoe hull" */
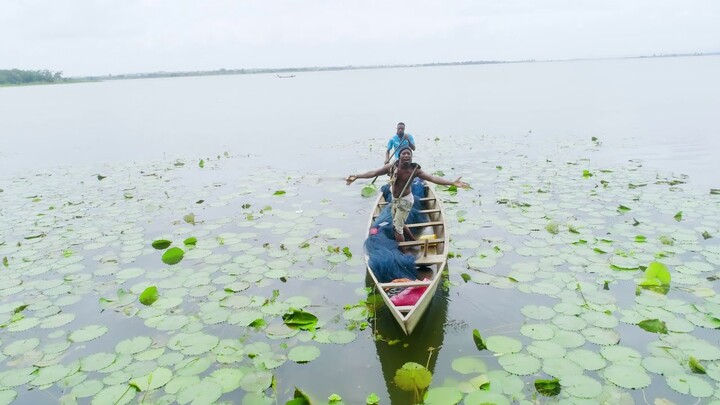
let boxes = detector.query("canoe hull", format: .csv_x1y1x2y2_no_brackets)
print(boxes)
364,184,448,335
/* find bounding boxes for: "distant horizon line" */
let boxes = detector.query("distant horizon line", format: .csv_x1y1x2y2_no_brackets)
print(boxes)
69,51,720,79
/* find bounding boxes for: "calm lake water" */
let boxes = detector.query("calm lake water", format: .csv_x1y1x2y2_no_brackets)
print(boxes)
1,56,719,405
1,56,719,187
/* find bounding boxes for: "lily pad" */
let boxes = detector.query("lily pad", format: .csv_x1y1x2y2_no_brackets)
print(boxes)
665,373,714,398
424,386,463,404
129,367,173,391
287,345,321,363
394,362,432,392
604,364,651,389
115,337,153,355
450,356,487,375
485,336,522,354
91,384,137,405
69,325,108,343
497,353,541,375
139,286,159,306
561,374,603,398
161,247,185,265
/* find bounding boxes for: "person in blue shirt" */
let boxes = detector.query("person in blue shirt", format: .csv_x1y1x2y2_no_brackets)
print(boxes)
385,122,415,163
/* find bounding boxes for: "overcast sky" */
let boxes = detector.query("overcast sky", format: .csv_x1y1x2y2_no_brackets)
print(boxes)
2,0,719,76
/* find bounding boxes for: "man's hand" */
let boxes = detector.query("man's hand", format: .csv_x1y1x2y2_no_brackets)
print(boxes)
345,175,357,185
452,177,470,188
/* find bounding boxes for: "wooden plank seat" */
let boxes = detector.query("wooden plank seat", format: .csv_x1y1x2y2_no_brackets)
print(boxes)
415,254,446,266
397,238,445,247
378,196,435,207
378,280,433,288
372,207,441,220
406,221,443,229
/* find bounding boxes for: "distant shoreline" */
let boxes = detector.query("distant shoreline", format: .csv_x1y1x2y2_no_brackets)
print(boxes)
3,52,718,87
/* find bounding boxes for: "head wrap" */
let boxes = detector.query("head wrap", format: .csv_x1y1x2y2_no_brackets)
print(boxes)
397,145,413,156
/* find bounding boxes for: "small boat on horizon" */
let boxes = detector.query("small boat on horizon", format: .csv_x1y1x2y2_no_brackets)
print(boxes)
276,74,296,78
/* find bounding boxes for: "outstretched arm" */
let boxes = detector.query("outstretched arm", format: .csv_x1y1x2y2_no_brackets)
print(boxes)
346,163,392,185
417,170,469,188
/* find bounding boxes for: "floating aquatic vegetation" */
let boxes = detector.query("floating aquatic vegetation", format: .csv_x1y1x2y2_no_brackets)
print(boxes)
138,286,159,306
1,135,719,404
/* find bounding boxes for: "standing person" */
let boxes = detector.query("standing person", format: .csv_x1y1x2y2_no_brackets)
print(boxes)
385,122,416,164
347,146,468,246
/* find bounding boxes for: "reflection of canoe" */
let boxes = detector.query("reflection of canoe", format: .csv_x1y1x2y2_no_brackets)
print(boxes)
364,184,448,335
369,272,449,404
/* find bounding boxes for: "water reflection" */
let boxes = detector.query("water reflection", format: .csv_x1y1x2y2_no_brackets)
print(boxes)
369,268,449,405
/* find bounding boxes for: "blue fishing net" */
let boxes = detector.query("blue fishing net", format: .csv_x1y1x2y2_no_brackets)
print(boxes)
365,178,430,283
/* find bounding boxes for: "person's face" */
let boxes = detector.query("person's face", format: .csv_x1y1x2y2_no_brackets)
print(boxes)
396,125,405,137
399,149,412,164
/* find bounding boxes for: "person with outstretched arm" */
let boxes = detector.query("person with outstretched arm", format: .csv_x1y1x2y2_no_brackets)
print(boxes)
347,146,469,247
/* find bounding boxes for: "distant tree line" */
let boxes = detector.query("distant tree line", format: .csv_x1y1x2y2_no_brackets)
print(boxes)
0,69,66,85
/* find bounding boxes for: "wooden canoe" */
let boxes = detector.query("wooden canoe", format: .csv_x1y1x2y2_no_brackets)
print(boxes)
364,183,448,335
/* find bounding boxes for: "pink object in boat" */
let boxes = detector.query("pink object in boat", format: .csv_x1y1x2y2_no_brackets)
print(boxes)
390,279,429,306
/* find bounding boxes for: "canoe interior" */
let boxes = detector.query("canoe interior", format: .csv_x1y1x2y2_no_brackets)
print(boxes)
365,183,448,334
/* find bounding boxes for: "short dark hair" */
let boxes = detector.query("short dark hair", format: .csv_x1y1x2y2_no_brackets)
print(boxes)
397,122,405,127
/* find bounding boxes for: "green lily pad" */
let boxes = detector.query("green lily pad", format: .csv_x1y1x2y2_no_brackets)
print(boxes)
165,375,200,394
521,305,555,320
287,345,321,363
31,364,72,386
567,349,607,371
202,371,240,394
520,324,554,340
542,357,583,378
638,319,668,334
161,247,185,265
424,386,463,404
394,362,432,392
282,309,318,332
115,336,153,355
472,329,486,350
72,379,104,398
175,356,213,376
450,356,487,374
69,324,108,343
561,374,603,398
129,367,172,391
535,378,561,397
497,353,541,375
0,367,37,387
0,390,17,404
167,333,219,356
151,239,172,250
642,356,685,376
665,373,714,398
463,391,510,405
361,185,377,197
485,336,522,354
40,313,76,329
80,352,118,372
91,384,137,405
583,327,620,346
604,364,651,389
527,340,566,359
139,286,159,306
3,338,40,356
239,369,273,392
